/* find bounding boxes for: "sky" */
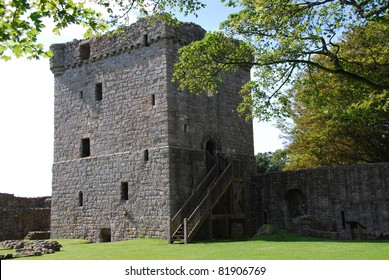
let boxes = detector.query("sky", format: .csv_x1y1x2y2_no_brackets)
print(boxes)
0,0,284,197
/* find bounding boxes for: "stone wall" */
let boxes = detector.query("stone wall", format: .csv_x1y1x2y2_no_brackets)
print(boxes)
0,193,51,241
165,35,255,213
250,163,389,239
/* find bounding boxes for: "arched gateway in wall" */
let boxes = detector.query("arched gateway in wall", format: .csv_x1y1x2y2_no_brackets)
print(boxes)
284,189,307,219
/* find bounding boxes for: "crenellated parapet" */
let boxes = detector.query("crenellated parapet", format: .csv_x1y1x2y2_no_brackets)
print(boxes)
49,19,205,76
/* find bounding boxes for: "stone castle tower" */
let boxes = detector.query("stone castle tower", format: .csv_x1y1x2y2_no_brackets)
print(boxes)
50,19,255,243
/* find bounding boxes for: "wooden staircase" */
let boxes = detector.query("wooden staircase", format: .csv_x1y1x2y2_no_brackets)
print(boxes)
169,156,234,244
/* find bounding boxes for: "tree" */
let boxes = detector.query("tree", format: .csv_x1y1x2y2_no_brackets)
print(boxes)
172,0,389,120
256,149,287,173
3,1,388,122
281,21,389,170
0,0,205,60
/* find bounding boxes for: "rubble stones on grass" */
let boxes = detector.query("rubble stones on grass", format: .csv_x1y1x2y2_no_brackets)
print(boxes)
1,240,62,258
256,224,277,235
0,254,14,260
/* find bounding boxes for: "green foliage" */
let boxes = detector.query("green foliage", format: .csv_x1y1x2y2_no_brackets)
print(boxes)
5,235,389,260
173,0,389,120
282,21,389,169
0,0,206,59
172,31,252,95
1,0,105,59
255,149,287,173
3,0,388,123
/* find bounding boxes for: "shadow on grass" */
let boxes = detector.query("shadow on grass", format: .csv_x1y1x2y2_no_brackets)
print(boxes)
192,230,389,244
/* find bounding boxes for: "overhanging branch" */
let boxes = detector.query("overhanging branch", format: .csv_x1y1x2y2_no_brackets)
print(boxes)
250,59,389,91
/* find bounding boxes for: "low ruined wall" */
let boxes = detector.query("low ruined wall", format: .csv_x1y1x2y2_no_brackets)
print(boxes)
250,163,389,239
0,193,51,241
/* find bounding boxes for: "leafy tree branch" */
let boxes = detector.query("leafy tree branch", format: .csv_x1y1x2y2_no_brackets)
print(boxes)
0,0,205,60
173,0,389,120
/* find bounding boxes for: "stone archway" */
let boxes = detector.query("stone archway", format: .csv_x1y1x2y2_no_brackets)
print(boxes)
284,189,307,219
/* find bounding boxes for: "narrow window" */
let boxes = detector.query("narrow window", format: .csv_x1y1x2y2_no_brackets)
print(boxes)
341,211,346,229
79,91,84,99
80,43,90,60
78,191,84,207
143,34,149,46
81,138,90,158
95,83,103,101
121,182,129,201
184,124,187,133
151,94,155,106
144,149,149,161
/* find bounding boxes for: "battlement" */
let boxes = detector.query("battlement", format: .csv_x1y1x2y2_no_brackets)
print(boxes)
50,19,205,76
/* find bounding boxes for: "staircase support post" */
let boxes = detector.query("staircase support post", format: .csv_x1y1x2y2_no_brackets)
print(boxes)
168,219,172,244
184,218,188,244
208,189,213,240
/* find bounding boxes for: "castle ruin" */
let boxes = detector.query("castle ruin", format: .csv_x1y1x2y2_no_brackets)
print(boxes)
0,193,51,241
49,18,389,244
50,19,256,243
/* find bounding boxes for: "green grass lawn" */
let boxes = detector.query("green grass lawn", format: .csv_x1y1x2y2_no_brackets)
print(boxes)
2,231,388,260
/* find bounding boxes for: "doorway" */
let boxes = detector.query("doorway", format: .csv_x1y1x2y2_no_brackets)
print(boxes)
205,140,217,171
100,228,111,242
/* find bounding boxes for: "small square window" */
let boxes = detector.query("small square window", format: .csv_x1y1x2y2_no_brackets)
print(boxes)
81,138,90,158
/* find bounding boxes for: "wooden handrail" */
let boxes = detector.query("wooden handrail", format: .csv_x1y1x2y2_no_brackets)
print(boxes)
185,162,233,242
170,164,218,239
169,155,234,243
210,162,233,208
186,191,210,238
